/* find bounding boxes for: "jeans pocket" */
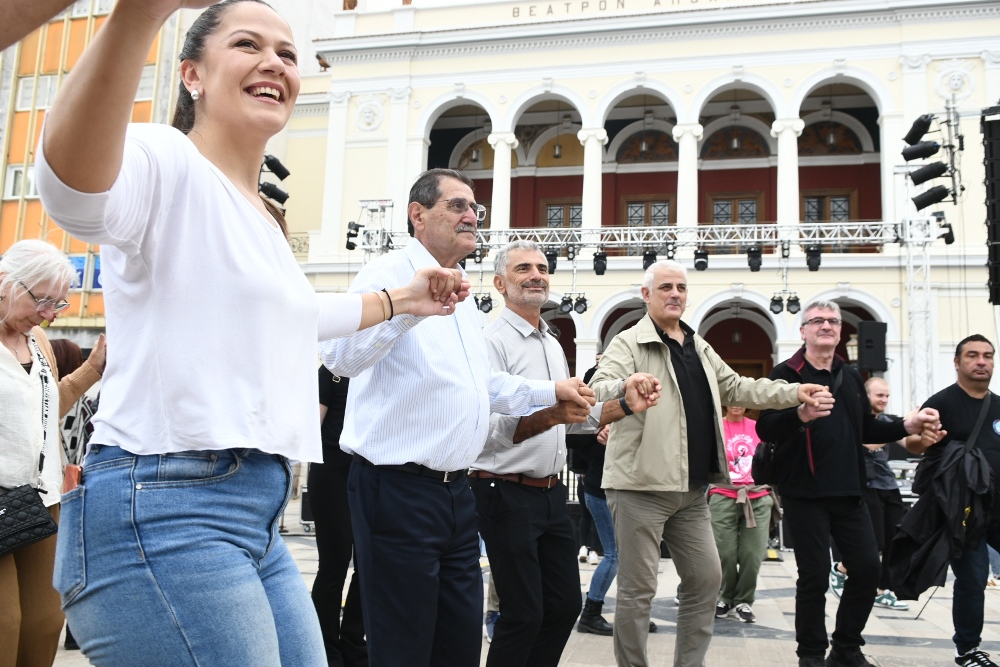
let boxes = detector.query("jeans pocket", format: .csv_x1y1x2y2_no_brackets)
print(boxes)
148,450,240,487
54,486,86,605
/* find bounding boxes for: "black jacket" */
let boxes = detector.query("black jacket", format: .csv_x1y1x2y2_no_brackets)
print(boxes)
756,348,908,498
888,437,993,600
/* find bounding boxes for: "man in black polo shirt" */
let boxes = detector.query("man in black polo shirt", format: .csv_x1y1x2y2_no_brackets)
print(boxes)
909,334,1000,667
757,300,940,667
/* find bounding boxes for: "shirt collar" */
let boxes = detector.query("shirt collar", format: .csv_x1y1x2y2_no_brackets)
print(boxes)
403,237,469,278
499,307,550,338
652,319,695,344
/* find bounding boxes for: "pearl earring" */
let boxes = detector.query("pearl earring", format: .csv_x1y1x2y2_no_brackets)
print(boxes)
190,89,200,101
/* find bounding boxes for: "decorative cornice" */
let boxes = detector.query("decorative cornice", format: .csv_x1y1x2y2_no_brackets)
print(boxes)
318,5,1000,66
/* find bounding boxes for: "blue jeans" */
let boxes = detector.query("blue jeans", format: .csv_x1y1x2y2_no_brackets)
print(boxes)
54,444,325,666
585,492,618,603
951,528,1000,653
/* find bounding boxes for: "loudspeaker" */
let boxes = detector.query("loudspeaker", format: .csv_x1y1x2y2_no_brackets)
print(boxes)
983,106,1000,302
857,321,887,372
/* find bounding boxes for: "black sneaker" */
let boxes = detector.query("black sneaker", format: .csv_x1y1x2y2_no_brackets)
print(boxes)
956,649,999,667
715,600,732,618
826,644,875,667
733,603,756,623
799,656,826,667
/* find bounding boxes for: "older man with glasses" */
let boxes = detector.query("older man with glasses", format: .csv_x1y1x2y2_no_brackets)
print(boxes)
757,300,941,667
321,169,595,667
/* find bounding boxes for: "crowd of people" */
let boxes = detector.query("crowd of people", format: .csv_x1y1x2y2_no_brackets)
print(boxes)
1,3,999,667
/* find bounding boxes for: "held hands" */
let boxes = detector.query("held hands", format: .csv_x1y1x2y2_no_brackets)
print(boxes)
85,333,107,376
623,372,662,414
555,378,597,410
796,383,835,423
597,424,611,446
397,268,471,317
903,407,944,441
549,399,593,425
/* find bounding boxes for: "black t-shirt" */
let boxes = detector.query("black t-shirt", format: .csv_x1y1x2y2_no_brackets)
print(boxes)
318,365,353,468
656,323,718,487
922,384,1000,483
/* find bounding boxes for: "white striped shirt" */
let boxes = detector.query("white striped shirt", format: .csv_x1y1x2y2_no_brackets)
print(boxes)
473,308,602,477
319,239,557,471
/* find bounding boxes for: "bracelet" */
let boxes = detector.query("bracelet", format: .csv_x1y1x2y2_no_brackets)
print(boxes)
376,291,390,322
380,288,394,320
619,396,634,416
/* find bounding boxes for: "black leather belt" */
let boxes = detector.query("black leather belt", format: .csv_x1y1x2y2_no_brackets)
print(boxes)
352,454,467,483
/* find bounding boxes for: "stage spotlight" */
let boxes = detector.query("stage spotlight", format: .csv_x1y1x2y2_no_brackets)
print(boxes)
786,295,801,314
574,296,588,314
805,245,822,272
259,182,289,205
593,251,607,276
558,296,573,314
263,154,290,180
694,248,708,271
472,246,484,264
902,141,940,161
903,114,934,146
912,185,950,211
642,250,657,270
933,212,955,244
909,161,948,186
479,295,493,313
546,251,558,274
666,242,676,260
747,246,762,272
566,245,576,261
769,294,784,314
345,220,362,251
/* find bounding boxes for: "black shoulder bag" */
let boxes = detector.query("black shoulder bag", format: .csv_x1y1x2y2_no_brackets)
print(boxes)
752,367,843,486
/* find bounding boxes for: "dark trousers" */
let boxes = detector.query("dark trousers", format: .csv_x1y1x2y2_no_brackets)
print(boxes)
783,495,880,657
308,461,367,667
348,463,482,667
471,478,582,667
951,528,1000,653
863,486,907,591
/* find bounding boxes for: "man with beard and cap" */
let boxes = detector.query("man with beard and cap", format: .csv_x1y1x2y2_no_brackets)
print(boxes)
470,240,661,667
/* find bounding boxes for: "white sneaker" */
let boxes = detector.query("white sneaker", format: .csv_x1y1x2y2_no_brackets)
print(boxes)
588,550,599,565
578,546,588,562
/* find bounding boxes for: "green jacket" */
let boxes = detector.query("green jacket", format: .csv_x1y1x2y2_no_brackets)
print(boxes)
589,314,801,492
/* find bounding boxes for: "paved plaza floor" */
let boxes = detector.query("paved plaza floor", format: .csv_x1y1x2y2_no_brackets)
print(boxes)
53,495,1000,666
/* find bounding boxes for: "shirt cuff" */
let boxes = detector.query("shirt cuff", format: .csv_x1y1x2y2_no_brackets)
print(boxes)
534,381,557,407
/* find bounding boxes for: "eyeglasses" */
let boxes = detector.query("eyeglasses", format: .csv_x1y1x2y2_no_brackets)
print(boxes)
20,282,70,314
804,316,841,327
436,198,487,222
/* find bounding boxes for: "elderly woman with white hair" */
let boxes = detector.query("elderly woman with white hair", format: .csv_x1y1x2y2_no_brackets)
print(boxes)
0,239,106,667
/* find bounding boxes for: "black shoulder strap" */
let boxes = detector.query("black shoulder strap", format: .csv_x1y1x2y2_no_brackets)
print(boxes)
831,366,844,397
966,393,993,451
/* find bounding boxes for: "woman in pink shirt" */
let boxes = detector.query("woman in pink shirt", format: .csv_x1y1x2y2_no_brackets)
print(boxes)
707,406,774,624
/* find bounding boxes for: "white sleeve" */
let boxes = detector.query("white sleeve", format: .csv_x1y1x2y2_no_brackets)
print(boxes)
35,124,180,254
316,293,363,340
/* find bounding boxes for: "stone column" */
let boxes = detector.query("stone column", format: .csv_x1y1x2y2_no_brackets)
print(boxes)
575,337,601,378
487,131,518,231
770,118,805,226
386,87,411,232
577,128,608,228
982,51,1000,116
672,123,704,228
311,89,351,263
878,113,905,225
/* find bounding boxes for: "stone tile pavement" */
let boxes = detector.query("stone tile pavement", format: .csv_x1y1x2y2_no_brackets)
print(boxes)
53,495,1000,666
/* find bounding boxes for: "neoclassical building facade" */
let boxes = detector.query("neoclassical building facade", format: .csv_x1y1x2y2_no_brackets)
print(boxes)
240,1,1000,412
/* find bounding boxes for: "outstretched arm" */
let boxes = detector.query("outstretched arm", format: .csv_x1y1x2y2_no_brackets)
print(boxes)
42,1,215,192
0,0,75,51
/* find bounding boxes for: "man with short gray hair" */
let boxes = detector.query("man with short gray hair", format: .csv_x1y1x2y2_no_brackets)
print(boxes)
471,240,661,667
757,300,941,667
589,260,831,667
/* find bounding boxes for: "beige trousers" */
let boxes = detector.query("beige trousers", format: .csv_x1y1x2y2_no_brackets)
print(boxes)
0,504,63,667
607,489,722,667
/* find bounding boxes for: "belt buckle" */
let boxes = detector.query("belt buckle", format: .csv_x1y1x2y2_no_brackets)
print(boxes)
443,470,452,483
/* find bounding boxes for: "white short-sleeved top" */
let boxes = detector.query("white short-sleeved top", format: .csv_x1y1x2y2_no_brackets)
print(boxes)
36,123,360,462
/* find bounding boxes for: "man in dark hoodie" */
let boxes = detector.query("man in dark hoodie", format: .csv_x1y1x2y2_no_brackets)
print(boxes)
757,300,940,667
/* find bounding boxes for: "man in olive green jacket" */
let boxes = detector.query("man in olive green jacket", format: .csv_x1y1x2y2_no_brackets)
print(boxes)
589,260,832,667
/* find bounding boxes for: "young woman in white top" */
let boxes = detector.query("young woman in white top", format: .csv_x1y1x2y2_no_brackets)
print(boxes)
35,1,468,664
